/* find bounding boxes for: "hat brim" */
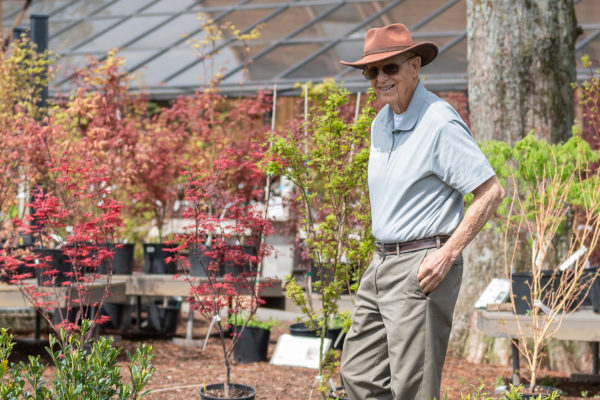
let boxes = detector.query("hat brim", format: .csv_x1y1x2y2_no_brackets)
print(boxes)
340,42,439,69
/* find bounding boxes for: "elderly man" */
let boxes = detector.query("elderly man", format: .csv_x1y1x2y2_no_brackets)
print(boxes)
339,24,505,400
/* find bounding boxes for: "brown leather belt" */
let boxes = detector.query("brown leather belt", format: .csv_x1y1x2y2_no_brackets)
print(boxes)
375,235,450,256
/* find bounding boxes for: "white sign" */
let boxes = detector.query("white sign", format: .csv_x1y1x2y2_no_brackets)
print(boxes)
474,278,510,309
270,334,331,369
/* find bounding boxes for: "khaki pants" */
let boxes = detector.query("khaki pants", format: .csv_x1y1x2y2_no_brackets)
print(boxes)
341,248,463,400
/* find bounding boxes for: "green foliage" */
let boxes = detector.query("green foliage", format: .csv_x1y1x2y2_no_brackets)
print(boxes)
0,323,155,399
227,313,280,332
481,130,600,228
261,82,376,398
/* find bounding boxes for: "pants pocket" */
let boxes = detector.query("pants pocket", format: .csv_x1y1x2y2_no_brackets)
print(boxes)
413,248,431,298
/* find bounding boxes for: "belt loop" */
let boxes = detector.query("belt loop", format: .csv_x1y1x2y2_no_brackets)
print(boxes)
436,235,441,249
396,243,400,255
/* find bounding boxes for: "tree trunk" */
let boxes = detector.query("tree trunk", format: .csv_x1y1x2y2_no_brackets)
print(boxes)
467,0,578,145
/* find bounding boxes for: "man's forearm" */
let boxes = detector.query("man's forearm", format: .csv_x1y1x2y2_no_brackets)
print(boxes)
442,176,505,261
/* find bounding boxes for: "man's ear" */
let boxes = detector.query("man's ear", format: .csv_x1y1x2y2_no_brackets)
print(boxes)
411,56,422,77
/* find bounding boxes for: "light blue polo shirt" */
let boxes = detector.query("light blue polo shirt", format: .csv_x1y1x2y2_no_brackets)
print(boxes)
369,81,495,243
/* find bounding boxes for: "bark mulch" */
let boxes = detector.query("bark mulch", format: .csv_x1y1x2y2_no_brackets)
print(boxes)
7,316,600,400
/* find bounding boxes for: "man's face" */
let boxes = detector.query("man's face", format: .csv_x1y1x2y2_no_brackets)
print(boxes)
367,53,421,109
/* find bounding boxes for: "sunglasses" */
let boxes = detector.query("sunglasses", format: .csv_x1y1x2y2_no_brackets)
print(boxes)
362,56,415,80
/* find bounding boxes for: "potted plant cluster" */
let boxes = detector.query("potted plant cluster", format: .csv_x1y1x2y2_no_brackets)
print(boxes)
483,131,600,398
261,81,376,399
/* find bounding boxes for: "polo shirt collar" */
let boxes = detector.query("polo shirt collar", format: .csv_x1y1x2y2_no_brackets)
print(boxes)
389,80,427,133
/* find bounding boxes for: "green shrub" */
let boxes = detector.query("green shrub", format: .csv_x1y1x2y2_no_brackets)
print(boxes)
227,313,280,332
0,321,155,399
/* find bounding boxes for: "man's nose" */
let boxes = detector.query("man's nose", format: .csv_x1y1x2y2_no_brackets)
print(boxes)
376,69,388,82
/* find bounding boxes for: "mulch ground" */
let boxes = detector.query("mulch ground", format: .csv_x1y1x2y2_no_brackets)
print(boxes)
9,314,600,400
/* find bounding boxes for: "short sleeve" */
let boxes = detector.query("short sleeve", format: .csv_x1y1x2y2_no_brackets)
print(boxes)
431,120,496,195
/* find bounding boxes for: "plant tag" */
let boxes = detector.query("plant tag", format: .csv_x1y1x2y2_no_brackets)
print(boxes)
202,315,221,352
147,246,155,253
533,299,558,321
270,334,331,369
558,246,588,271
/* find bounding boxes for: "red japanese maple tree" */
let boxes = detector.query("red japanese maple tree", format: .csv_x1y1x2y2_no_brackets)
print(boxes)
1,158,123,343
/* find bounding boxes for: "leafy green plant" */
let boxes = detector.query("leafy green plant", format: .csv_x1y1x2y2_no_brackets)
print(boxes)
227,313,280,332
482,132,600,390
261,82,376,398
0,322,155,399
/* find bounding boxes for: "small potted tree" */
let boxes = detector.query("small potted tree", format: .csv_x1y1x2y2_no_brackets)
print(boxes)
261,82,376,399
486,133,600,397
169,155,273,399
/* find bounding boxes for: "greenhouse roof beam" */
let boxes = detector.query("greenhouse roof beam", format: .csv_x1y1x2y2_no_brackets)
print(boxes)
219,1,349,82
409,0,460,32
65,0,164,53
160,0,302,84
274,0,406,80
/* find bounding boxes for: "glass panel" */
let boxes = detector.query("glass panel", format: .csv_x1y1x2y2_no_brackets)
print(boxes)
334,40,364,67
20,0,73,20
94,0,156,16
3,1,27,20
364,0,449,32
245,43,323,80
49,20,72,36
195,0,245,8
215,8,277,41
51,0,115,20
173,43,268,85
412,0,467,32
293,3,385,39
51,53,101,88
126,13,203,50
419,37,467,74
245,6,313,42
249,0,288,4
286,47,342,79
50,18,120,51
142,0,199,14
575,0,600,26
137,48,198,85
76,15,170,52
576,33,600,69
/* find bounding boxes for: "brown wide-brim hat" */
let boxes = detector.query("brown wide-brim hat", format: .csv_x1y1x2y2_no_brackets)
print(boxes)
341,24,438,69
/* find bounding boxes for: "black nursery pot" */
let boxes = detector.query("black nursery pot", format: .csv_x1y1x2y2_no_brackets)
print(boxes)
328,386,349,400
510,271,555,315
289,322,318,338
34,249,75,285
97,243,135,275
592,269,600,314
147,299,180,333
223,245,257,277
143,243,176,274
189,245,220,277
233,326,271,364
199,383,256,400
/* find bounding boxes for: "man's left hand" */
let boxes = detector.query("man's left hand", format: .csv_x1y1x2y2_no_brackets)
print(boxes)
417,250,455,294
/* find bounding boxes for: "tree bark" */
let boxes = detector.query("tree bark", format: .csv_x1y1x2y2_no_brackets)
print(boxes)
467,0,577,144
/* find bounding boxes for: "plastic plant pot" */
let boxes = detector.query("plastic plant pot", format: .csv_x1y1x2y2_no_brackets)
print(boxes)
592,272,600,314
222,245,257,277
34,249,75,286
147,299,180,333
289,322,319,338
199,383,257,400
143,243,177,274
510,271,556,315
97,243,135,275
188,245,221,277
233,326,270,364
